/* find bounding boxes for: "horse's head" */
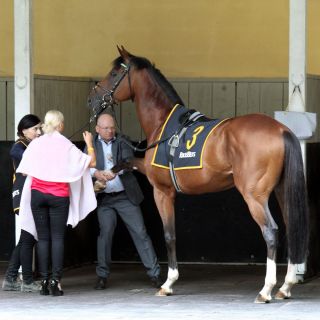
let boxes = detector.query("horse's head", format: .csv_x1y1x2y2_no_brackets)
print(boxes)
87,46,134,117
87,46,184,122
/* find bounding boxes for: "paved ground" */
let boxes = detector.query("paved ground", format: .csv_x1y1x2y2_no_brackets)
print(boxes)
0,262,320,320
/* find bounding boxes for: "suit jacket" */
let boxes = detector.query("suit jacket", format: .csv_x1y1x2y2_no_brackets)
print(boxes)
93,133,144,205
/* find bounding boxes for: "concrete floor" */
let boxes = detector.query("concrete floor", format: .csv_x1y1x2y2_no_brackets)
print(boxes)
1,262,320,320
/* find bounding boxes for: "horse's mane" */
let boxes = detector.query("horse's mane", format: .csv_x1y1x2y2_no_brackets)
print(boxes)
113,55,184,106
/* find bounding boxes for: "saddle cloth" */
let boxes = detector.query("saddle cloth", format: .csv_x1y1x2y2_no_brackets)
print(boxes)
151,104,226,170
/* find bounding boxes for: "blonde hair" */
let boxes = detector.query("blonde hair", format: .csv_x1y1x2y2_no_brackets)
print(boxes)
42,110,64,134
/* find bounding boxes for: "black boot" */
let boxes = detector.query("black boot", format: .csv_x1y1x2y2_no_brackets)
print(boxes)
50,279,64,296
40,280,49,295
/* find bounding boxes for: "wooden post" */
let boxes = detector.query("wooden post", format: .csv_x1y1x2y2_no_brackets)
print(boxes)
288,0,307,279
14,0,33,247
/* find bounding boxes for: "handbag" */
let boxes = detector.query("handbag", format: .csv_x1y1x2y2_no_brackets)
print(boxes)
274,85,317,140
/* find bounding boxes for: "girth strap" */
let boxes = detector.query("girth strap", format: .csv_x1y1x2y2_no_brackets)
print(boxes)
168,110,205,193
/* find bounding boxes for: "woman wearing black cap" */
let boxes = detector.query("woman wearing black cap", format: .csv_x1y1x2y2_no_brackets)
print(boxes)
2,114,42,292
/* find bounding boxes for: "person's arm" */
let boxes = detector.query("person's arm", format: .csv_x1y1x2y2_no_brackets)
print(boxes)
117,135,134,175
10,142,26,170
83,131,96,168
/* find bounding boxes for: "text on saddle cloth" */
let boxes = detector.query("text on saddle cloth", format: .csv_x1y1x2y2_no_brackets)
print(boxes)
151,104,224,170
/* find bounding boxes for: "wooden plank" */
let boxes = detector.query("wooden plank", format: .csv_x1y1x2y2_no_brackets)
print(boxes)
189,82,212,117
212,82,236,119
6,81,14,140
171,81,189,106
34,78,54,119
0,81,6,139
306,78,320,142
34,78,92,141
236,82,260,116
58,80,73,138
69,81,91,141
259,82,284,117
282,82,289,110
120,100,141,141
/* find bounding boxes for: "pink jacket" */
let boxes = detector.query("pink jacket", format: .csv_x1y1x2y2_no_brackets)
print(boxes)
17,131,97,239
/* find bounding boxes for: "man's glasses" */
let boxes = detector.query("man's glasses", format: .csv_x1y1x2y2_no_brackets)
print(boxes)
97,125,115,131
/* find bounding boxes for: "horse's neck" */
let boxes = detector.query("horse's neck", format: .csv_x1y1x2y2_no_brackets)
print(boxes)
134,72,174,142
136,103,171,142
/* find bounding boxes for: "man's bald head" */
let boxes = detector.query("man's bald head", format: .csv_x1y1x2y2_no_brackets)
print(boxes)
96,113,116,142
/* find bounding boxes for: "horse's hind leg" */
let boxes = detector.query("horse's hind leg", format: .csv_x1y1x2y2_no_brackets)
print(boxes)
273,188,298,300
242,193,279,303
274,262,297,299
153,187,179,296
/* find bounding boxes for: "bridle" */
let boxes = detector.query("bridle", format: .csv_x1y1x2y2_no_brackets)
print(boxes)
69,62,132,139
93,62,133,111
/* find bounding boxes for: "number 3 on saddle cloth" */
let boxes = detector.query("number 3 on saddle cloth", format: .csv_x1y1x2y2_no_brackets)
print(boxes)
151,104,227,171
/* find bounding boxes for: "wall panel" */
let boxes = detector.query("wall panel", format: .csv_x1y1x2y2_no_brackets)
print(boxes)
189,82,212,116
0,81,6,139
212,82,236,118
6,81,14,140
236,82,261,116
171,81,189,106
259,82,284,116
34,77,91,141
307,76,320,142
1,75,320,142
120,101,141,141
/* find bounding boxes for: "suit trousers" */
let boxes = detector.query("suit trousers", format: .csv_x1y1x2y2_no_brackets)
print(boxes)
96,192,160,279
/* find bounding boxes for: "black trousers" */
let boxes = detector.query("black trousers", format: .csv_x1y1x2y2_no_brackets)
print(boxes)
31,190,69,280
5,229,36,283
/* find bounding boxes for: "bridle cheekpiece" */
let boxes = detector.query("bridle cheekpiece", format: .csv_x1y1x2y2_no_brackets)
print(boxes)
92,63,132,119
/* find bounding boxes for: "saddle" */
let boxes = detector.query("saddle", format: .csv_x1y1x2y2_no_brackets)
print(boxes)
151,104,225,192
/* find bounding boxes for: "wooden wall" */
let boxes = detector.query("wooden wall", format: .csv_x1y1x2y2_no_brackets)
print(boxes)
1,75,320,142
33,75,94,141
0,78,14,140
0,76,93,141
118,76,320,143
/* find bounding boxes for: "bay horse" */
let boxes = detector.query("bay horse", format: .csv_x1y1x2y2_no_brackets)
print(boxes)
87,46,309,303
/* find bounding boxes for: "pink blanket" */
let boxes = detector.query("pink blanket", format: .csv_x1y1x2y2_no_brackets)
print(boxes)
17,131,97,239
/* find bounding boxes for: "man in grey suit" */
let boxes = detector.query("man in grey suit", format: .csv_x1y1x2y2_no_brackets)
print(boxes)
91,113,161,290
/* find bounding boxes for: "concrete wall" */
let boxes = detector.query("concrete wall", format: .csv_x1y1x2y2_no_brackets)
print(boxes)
1,0,320,78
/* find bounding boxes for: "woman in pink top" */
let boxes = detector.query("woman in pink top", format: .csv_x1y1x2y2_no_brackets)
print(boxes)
17,110,97,296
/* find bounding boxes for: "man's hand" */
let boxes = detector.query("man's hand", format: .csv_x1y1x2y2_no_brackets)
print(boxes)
94,170,116,182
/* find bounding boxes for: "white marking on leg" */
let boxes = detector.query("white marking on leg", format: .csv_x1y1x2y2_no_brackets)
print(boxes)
259,258,277,301
277,262,297,298
161,267,179,293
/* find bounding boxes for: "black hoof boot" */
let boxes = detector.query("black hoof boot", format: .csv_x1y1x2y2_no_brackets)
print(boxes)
40,280,49,295
50,279,64,296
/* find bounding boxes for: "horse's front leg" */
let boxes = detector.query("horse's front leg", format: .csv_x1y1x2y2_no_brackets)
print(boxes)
153,187,178,296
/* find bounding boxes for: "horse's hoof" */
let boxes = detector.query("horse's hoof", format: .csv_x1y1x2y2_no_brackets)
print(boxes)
275,290,290,300
155,288,172,296
254,293,271,304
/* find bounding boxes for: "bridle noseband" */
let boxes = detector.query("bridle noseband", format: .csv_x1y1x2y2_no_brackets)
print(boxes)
93,62,133,114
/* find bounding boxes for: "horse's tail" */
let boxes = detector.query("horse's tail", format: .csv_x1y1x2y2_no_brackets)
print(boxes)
282,131,309,264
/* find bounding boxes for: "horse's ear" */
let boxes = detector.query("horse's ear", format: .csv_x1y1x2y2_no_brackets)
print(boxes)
117,45,131,60
117,45,123,56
